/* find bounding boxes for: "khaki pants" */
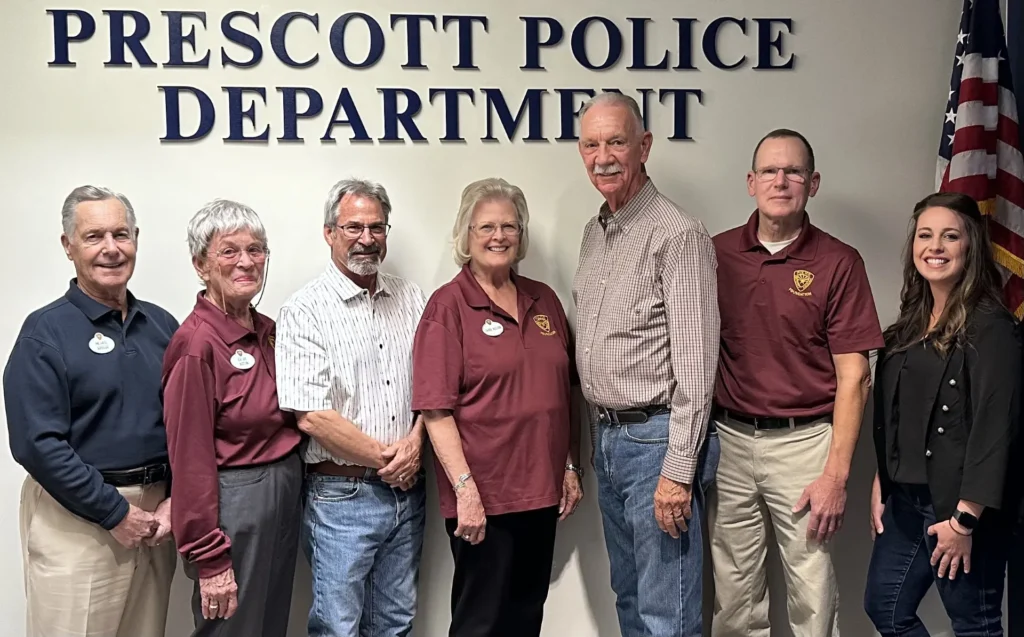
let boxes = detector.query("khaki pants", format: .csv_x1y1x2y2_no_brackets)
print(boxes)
19,476,175,637
709,418,841,637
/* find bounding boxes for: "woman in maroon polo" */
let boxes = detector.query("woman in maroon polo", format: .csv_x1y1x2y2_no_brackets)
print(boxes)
162,199,302,637
412,177,583,637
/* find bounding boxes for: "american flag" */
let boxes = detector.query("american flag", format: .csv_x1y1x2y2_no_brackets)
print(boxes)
937,0,1024,316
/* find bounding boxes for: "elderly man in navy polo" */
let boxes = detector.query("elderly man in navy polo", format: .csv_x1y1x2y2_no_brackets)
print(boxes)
3,185,179,637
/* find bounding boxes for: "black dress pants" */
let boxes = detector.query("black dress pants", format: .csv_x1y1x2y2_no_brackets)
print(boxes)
444,506,558,637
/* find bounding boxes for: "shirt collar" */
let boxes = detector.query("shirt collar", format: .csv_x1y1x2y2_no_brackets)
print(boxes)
455,264,540,310
598,178,659,231
191,291,272,345
739,210,819,260
325,261,392,301
64,278,144,323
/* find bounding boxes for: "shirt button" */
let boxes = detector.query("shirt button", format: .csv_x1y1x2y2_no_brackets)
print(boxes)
386,380,391,386
941,405,949,412
591,314,597,319
949,379,956,386
926,450,933,457
584,348,590,353
760,279,766,284
600,280,606,285
392,416,396,421
586,384,591,390
937,427,945,434
380,344,384,349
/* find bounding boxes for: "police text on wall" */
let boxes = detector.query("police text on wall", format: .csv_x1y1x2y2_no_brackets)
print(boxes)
48,9,796,143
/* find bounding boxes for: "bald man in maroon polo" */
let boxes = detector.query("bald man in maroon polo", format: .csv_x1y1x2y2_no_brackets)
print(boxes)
709,129,884,637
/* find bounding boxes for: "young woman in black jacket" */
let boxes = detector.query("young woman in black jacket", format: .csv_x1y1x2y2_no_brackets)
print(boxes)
865,192,1022,636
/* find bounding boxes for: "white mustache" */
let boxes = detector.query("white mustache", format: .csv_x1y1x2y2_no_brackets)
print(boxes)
593,163,622,175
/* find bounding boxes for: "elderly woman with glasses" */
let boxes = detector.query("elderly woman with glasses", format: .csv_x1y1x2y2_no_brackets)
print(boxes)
412,177,583,637
161,199,303,637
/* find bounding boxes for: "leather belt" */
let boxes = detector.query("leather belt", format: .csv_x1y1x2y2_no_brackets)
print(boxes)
100,463,170,487
714,407,827,430
596,404,670,425
306,461,378,480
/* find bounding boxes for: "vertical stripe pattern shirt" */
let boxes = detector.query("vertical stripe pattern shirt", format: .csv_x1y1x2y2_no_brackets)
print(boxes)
572,179,720,483
275,262,426,465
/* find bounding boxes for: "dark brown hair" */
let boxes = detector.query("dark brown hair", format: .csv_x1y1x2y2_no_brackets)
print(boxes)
883,192,1004,355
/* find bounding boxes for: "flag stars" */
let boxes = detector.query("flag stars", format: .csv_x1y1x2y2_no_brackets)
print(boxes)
957,30,969,45
946,109,957,124
956,53,966,66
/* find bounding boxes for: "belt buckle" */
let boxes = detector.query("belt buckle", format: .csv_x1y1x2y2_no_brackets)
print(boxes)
597,406,619,425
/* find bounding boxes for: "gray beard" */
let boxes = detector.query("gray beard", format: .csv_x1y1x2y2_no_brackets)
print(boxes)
347,254,380,276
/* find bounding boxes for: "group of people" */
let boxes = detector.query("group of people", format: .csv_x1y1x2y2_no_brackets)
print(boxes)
3,90,1021,637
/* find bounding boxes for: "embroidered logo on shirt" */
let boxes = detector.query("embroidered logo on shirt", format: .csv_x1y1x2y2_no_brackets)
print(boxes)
533,314,557,336
789,270,814,297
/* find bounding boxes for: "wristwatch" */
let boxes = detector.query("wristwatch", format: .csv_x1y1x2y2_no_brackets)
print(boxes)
566,463,584,479
453,472,472,492
952,508,978,531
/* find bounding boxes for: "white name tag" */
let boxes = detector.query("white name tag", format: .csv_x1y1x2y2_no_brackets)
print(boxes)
88,333,115,354
482,319,503,337
230,349,255,370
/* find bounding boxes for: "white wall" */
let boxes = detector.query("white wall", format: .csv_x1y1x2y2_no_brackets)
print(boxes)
0,1,976,635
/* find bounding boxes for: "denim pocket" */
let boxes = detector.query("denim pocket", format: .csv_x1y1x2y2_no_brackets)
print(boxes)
623,420,670,444
311,476,361,502
219,466,269,489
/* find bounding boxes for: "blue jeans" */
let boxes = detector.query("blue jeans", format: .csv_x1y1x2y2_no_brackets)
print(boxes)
864,483,1007,637
302,474,426,637
595,414,720,637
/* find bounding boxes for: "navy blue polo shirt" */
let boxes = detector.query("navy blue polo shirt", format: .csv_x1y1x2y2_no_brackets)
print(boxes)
3,280,179,529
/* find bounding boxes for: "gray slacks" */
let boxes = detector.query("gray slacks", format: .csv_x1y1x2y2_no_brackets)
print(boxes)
185,452,303,637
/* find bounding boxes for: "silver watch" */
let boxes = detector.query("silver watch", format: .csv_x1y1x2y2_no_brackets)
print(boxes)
453,472,472,491
566,463,584,478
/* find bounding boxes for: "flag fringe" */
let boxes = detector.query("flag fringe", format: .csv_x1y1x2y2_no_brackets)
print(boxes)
993,243,1024,279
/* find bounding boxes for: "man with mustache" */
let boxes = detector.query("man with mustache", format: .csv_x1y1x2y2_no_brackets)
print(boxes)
4,185,178,637
709,130,882,637
572,92,720,636
275,178,427,637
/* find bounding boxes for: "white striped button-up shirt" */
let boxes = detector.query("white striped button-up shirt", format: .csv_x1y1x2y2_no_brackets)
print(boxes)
275,262,426,465
572,179,720,484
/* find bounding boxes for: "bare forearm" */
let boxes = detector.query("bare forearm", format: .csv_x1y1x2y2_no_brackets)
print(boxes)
824,378,869,482
422,410,472,485
297,411,385,468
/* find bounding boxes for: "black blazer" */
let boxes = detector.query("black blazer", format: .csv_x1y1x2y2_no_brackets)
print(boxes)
873,304,1023,523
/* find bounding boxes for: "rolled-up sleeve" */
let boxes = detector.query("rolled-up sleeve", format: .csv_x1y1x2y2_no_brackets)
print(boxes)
163,354,232,578
4,336,128,529
661,228,720,483
276,304,332,412
411,303,463,412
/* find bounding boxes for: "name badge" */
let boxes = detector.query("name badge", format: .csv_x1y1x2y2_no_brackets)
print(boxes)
482,319,503,337
88,332,115,354
230,349,255,370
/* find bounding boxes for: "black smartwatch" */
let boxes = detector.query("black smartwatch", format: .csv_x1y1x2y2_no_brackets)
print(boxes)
952,509,979,531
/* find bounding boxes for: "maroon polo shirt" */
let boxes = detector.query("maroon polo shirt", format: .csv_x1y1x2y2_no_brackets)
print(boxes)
412,265,574,518
162,292,301,578
714,211,884,417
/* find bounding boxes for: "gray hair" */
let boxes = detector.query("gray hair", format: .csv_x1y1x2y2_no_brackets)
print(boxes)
61,185,137,238
452,178,530,266
323,178,393,227
186,199,268,259
578,92,646,137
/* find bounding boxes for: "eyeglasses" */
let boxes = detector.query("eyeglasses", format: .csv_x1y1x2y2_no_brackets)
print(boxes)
214,245,269,264
470,223,522,237
335,223,391,239
754,167,811,184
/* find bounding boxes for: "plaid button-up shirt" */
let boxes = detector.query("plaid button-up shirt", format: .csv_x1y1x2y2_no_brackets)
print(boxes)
572,179,720,483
